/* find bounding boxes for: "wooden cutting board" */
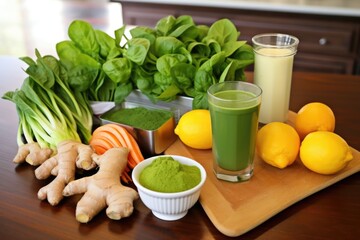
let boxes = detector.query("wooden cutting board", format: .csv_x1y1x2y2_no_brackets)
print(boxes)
165,111,360,237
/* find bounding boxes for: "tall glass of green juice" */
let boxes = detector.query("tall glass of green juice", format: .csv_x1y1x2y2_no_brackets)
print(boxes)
208,81,262,182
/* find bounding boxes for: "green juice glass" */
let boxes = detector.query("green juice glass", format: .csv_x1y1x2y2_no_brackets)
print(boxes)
208,81,262,182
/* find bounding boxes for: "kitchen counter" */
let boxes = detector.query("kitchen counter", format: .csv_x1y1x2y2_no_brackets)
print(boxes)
117,0,360,17
1,55,360,239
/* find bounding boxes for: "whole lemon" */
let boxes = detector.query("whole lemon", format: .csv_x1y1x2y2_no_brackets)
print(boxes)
174,109,212,149
300,131,353,175
256,122,300,169
295,102,335,139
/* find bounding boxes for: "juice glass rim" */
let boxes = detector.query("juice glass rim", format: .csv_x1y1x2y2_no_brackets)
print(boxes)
207,81,262,106
252,33,299,56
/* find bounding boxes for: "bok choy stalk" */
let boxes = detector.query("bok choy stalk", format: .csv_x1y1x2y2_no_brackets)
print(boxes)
2,50,93,150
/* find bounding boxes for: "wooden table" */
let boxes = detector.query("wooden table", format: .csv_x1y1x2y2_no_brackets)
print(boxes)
1,56,360,239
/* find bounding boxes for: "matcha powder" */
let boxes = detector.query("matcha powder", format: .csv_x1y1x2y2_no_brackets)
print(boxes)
102,107,173,130
139,157,201,193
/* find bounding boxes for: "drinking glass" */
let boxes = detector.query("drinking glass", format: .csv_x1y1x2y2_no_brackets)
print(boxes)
207,81,262,182
252,33,299,124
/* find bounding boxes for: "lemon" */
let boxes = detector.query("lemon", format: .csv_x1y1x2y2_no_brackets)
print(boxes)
256,122,300,169
174,109,212,149
300,131,353,175
295,102,335,139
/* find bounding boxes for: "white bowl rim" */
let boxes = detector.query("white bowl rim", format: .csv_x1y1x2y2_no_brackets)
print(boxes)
132,155,207,198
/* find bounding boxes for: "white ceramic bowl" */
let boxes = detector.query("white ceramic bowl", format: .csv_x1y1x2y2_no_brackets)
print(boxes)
132,155,206,221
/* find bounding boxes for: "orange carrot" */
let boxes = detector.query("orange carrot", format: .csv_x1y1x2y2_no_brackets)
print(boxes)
92,145,107,155
89,137,113,154
93,126,127,148
92,130,123,148
89,123,145,183
107,124,144,164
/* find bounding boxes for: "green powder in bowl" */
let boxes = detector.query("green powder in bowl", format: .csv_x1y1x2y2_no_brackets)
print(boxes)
101,107,173,130
139,156,201,193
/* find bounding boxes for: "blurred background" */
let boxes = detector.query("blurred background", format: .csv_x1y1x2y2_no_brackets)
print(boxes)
0,0,123,58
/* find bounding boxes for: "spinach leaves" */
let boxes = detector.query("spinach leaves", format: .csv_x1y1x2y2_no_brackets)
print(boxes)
127,16,254,109
56,16,254,109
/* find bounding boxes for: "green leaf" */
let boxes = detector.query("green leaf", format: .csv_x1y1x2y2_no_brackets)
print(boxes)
171,62,196,90
114,82,133,103
114,25,126,46
156,84,181,101
156,55,184,76
219,61,233,83
222,41,246,57
125,38,150,65
68,20,100,60
207,19,239,46
56,41,101,91
155,15,177,36
103,58,132,84
95,30,116,60
154,36,185,56
194,70,214,92
193,92,208,109
199,51,226,72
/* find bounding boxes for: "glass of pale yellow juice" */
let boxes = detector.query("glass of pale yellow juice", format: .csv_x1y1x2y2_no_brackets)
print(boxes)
252,33,299,124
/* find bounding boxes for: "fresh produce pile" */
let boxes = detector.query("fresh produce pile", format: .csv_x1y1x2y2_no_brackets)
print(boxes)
2,15,253,223
256,102,354,174
57,15,253,109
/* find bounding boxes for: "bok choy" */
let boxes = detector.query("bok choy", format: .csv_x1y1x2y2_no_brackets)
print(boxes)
2,50,93,150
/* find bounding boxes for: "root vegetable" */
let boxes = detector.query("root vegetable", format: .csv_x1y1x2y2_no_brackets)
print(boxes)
35,140,96,206
13,142,53,166
63,147,139,223
90,124,144,183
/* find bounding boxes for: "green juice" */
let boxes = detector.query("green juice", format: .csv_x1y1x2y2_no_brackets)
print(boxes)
209,90,260,171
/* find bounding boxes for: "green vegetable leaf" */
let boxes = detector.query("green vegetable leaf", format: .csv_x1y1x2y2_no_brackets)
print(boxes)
193,92,208,109
155,15,177,36
222,40,246,57
194,70,214,92
103,58,132,84
199,51,226,72
56,40,101,91
68,20,100,60
206,19,239,46
125,38,150,65
95,29,117,60
156,84,181,101
171,62,196,91
114,25,126,47
156,55,185,76
154,36,185,56
114,82,133,103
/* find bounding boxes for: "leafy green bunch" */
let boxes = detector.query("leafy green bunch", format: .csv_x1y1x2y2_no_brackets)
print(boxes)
57,16,253,109
125,15,254,109
1,16,253,152
56,20,133,103
3,50,93,150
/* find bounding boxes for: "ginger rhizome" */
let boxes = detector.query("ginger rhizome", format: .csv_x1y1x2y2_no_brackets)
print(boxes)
63,147,139,223
35,140,96,206
13,142,53,166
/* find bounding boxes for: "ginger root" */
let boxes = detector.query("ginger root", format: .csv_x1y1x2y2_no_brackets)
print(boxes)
13,142,53,166
35,140,96,206
63,147,139,223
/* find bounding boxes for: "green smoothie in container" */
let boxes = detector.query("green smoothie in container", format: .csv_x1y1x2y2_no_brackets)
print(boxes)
208,81,262,182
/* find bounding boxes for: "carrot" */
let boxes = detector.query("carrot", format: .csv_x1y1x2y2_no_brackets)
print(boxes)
93,127,127,149
91,130,123,148
89,123,145,183
93,124,144,164
92,145,107,155
89,137,113,154
107,124,144,164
